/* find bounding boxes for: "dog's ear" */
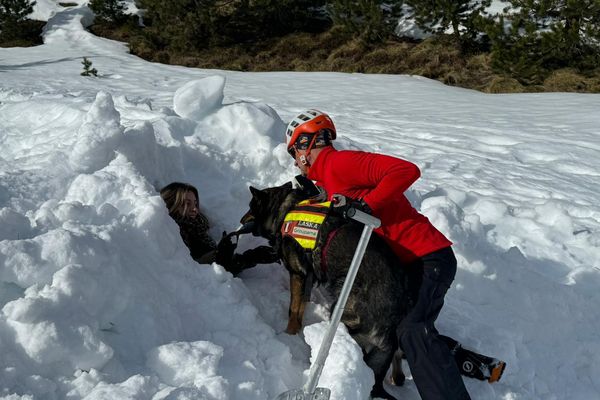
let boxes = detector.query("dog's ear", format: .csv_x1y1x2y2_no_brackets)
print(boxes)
281,181,293,190
249,186,261,197
249,186,269,205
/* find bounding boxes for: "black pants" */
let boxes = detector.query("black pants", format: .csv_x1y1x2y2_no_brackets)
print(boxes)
397,247,471,400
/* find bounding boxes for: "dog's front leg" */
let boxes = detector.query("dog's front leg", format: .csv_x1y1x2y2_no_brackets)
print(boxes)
281,237,310,335
286,273,306,334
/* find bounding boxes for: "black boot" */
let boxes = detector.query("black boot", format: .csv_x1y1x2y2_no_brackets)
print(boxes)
441,336,506,383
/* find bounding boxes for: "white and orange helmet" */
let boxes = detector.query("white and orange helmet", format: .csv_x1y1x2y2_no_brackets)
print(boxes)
285,109,336,157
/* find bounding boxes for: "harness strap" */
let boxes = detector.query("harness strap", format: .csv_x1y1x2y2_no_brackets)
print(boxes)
320,226,342,275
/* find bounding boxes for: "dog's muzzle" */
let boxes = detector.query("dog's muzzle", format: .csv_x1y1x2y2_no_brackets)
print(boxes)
235,220,257,236
239,212,276,242
239,213,266,237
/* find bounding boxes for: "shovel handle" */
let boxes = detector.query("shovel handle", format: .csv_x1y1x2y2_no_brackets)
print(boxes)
346,207,380,228
303,212,380,394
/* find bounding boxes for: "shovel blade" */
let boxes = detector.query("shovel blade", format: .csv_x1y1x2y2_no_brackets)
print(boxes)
274,387,331,400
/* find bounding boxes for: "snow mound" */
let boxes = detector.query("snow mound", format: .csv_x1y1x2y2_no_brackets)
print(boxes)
303,323,373,399
0,77,300,399
148,341,228,397
69,92,124,173
0,209,33,241
194,102,285,162
174,76,226,121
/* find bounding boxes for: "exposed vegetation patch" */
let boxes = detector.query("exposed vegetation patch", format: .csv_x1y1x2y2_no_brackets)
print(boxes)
8,0,596,93
90,16,599,94
0,19,44,47
0,0,44,47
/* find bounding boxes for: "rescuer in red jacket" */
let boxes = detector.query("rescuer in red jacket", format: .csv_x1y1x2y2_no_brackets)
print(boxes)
285,109,505,400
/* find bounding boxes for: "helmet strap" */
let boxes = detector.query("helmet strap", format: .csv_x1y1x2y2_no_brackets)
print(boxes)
299,154,308,166
300,133,319,167
293,133,320,174
306,134,319,157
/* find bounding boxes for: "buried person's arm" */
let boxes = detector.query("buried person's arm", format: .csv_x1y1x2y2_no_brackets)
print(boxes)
215,233,279,275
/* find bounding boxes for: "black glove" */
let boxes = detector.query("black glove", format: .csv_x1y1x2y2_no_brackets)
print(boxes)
223,246,279,276
215,231,237,267
240,246,280,265
332,194,372,219
293,175,323,199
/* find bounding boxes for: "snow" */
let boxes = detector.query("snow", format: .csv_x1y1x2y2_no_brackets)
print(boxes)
1,2,600,400
173,77,225,121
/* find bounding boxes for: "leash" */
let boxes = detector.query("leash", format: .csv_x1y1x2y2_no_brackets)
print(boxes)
227,221,256,237
220,221,257,251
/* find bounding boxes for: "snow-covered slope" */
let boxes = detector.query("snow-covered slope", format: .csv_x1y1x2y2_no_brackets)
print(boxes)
1,3,599,399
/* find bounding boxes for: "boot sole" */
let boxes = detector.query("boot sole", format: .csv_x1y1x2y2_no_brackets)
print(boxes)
488,361,506,383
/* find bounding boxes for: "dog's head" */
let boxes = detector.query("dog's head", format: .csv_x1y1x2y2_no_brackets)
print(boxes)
240,181,299,242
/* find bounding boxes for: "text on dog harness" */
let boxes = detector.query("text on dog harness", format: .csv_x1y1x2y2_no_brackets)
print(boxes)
281,200,331,249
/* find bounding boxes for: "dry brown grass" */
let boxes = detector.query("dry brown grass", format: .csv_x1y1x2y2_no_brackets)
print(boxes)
361,43,411,73
91,24,600,94
589,78,600,93
543,69,600,93
485,76,525,93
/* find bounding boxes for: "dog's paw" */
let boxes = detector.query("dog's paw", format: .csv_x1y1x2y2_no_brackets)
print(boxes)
285,321,301,335
370,384,397,400
388,373,405,387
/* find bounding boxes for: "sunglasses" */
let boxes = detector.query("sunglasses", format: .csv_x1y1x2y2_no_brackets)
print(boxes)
288,132,326,158
288,142,312,156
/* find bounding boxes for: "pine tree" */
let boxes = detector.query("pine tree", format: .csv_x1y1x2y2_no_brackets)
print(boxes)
81,57,98,76
137,0,328,50
536,0,600,70
405,0,492,50
138,0,217,51
89,0,127,25
0,0,36,39
212,0,328,44
247,0,329,38
328,0,403,43
488,13,545,84
489,0,600,82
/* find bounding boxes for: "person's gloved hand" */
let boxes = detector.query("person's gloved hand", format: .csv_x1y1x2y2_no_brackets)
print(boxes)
215,231,236,267
293,174,322,198
332,194,372,219
223,245,280,276
241,246,280,266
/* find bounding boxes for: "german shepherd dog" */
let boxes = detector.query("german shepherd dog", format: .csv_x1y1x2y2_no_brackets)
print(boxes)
240,182,422,399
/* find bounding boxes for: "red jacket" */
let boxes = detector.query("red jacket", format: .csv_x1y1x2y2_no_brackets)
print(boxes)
307,146,452,264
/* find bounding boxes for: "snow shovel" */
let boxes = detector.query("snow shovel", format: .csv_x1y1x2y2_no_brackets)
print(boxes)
274,206,381,400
